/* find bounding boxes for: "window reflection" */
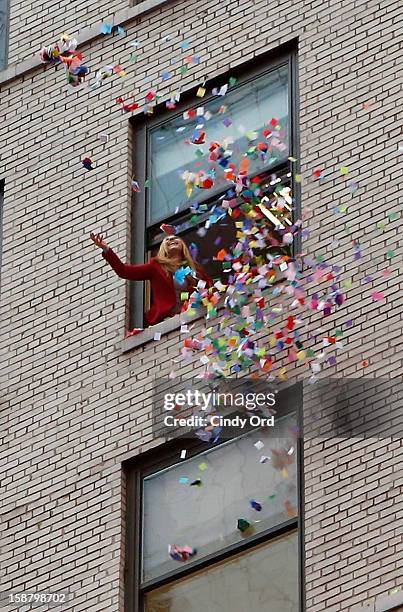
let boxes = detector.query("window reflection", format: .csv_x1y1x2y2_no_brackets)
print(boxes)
142,413,298,581
145,531,299,612
148,65,289,224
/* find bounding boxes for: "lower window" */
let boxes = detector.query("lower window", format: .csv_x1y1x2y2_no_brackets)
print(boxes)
125,386,302,612
145,531,298,612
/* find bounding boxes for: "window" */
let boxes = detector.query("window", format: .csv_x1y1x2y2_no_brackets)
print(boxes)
130,47,298,327
124,383,302,611
0,0,9,71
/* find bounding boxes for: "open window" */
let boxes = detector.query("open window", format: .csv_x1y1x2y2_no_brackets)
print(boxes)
130,47,298,328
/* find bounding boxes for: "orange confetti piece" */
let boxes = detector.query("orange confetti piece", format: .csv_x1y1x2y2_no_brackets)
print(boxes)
239,158,250,175
215,248,227,261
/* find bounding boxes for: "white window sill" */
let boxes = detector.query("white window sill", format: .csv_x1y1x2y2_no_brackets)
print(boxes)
121,308,204,352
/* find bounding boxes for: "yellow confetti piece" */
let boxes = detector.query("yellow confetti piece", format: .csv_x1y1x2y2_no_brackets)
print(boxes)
288,156,297,162
196,87,206,97
295,174,302,183
198,462,208,471
340,166,349,175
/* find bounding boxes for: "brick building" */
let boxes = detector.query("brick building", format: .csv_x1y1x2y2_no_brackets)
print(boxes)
0,1,402,611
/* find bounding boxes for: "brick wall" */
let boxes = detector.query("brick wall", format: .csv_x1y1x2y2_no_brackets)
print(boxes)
0,0,402,610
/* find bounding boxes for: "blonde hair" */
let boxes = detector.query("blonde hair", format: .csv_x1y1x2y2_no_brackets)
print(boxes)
155,237,198,275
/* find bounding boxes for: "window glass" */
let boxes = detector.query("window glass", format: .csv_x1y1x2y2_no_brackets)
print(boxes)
148,64,289,225
142,412,298,581
145,531,299,612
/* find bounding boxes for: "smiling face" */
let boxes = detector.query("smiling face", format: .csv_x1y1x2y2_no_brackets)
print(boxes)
164,236,184,258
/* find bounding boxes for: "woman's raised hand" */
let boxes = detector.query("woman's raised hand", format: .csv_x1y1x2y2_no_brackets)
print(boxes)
90,232,109,249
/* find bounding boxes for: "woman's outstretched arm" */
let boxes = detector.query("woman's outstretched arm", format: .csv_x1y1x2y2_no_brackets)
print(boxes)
90,233,154,281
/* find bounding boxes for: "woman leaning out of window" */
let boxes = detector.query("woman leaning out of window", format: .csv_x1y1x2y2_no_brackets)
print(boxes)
90,232,212,327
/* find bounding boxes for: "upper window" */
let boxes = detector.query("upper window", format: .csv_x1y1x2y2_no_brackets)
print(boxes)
148,64,289,224
0,0,9,71
130,50,296,327
124,383,302,611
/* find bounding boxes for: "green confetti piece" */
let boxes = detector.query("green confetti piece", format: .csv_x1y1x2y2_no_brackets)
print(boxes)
229,76,237,86
377,221,386,230
343,279,353,289
340,166,349,175
316,255,325,263
198,462,208,471
130,53,137,62
339,205,348,214
335,330,344,338
245,131,257,141
295,174,302,183
195,149,204,158
237,518,250,532
306,349,316,358
180,65,189,75
387,250,395,258
268,494,276,501
388,211,399,221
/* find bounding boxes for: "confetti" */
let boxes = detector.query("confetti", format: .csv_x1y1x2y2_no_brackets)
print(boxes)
190,479,202,487
169,545,197,562
371,291,385,302
100,23,113,35
250,500,262,511
237,519,251,533
82,157,95,170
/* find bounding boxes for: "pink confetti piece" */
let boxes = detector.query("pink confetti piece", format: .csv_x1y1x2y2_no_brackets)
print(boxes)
371,291,385,301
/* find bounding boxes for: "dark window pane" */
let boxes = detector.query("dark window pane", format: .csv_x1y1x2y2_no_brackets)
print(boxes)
147,64,289,225
142,413,298,581
148,168,292,284
145,531,299,612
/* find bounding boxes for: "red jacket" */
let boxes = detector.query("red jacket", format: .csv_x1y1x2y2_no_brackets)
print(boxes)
102,248,212,326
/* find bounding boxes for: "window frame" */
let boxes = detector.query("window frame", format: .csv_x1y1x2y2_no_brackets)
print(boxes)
123,381,304,612
0,0,9,71
129,41,300,328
